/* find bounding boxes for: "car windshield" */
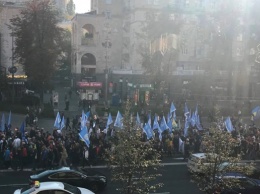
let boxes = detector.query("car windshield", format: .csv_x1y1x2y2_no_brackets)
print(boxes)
63,182,81,194
35,170,54,178
218,162,230,171
21,186,36,194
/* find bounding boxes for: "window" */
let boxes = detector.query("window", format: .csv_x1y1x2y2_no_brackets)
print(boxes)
147,0,159,5
104,11,111,19
181,47,188,55
154,0,159,5
105,0,112,4
65,172,82,179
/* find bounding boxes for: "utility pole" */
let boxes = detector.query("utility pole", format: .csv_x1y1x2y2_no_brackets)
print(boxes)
102,38,112,105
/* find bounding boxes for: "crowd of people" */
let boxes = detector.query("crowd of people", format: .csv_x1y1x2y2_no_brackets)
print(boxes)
1,107,260,172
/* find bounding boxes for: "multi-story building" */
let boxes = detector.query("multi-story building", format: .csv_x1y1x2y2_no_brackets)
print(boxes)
71,0,256,106
0,0,70,98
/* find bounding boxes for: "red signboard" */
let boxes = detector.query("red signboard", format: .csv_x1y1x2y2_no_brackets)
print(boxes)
77,82,103,88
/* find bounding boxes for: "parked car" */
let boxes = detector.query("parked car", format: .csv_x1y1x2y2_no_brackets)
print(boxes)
216,172,260,194
29,167,107,193
14,181,94,194
187,153,217,173
218,162,260,179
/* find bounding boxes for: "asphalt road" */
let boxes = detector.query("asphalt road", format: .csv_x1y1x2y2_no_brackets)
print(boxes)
0,163,203,194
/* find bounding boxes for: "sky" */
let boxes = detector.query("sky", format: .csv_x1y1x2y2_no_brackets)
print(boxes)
74,0,91,13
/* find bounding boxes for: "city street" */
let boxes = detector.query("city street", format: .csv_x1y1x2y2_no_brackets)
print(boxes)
0,162,203,194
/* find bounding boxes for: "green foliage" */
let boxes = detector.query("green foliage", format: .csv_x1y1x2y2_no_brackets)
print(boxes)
55,29,72,79
208,104,221,123
192,127,254,194
66,0,75,16
105,100,163,194
9,0,65,90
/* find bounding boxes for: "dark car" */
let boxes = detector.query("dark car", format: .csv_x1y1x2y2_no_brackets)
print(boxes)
218,162,260,179
29,167,107,193
216,172,260,194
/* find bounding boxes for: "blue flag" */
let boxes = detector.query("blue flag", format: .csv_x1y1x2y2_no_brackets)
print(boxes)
184,120,189,137
143,123,153,139
190,112,196,127
85,111,90,118
114,111,123,129
160,116,169,132
8,111,11,128
19,121,25,138
184,103,189,118
79,125,90,147
106,113,113,127
196,115,203,131
1,113,5,131
54,112,61,129
195,104,198,116
251,106,260,121
136,112,141,126
81,110,87,128
167,112,171,123
173,111,176,121
167,119,173,133
152,115,160,130
60,116,65,130
147,112,151,126
170,102,176,114
225,117,234,133
104,113,113,134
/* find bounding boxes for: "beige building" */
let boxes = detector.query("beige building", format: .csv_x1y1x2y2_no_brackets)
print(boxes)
71,0,254,102
0,0,70,77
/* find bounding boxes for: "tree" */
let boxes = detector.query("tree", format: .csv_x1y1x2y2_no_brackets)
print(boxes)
8,0,64,99
66,0,75,16
54,29,72,84
105,100,163,194
192,106,254,194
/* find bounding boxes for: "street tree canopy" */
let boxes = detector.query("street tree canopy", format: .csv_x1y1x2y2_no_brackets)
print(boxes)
9,0,65,90
105,100,163,194
192,105,255,194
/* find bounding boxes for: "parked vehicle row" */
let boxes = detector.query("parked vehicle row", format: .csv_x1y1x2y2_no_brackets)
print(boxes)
187,153,260,194
14,166,107,194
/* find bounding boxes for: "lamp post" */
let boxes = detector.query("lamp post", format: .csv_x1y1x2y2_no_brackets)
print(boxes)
8,66,17,104
119,77,123,100
102,38,112,105
125,79,128,100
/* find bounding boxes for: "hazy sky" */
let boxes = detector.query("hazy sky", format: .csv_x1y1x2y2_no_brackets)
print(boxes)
74,0,90,13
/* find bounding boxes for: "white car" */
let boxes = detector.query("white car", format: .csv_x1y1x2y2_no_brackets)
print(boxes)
14,181,94,194
187,153,217,173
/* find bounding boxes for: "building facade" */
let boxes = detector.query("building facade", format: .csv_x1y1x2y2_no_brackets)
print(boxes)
0,0,70,98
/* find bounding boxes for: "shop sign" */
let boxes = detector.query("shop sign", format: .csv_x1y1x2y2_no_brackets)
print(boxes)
77,82,103,88
8,81,24,85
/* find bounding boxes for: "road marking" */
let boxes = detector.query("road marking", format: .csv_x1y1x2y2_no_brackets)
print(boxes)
0,162,188,172
0,183,27,187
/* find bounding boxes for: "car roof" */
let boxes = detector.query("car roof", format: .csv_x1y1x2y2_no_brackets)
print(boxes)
191,153,206,158
37,182,65,190
191,153,218,158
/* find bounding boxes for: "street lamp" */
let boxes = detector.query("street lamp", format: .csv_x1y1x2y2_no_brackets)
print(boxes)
125,79,128,100
119,77,123,100
102,38,112,105
8,66,17,104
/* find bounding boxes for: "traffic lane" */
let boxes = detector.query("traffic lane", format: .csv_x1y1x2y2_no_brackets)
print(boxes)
0,164,203,194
